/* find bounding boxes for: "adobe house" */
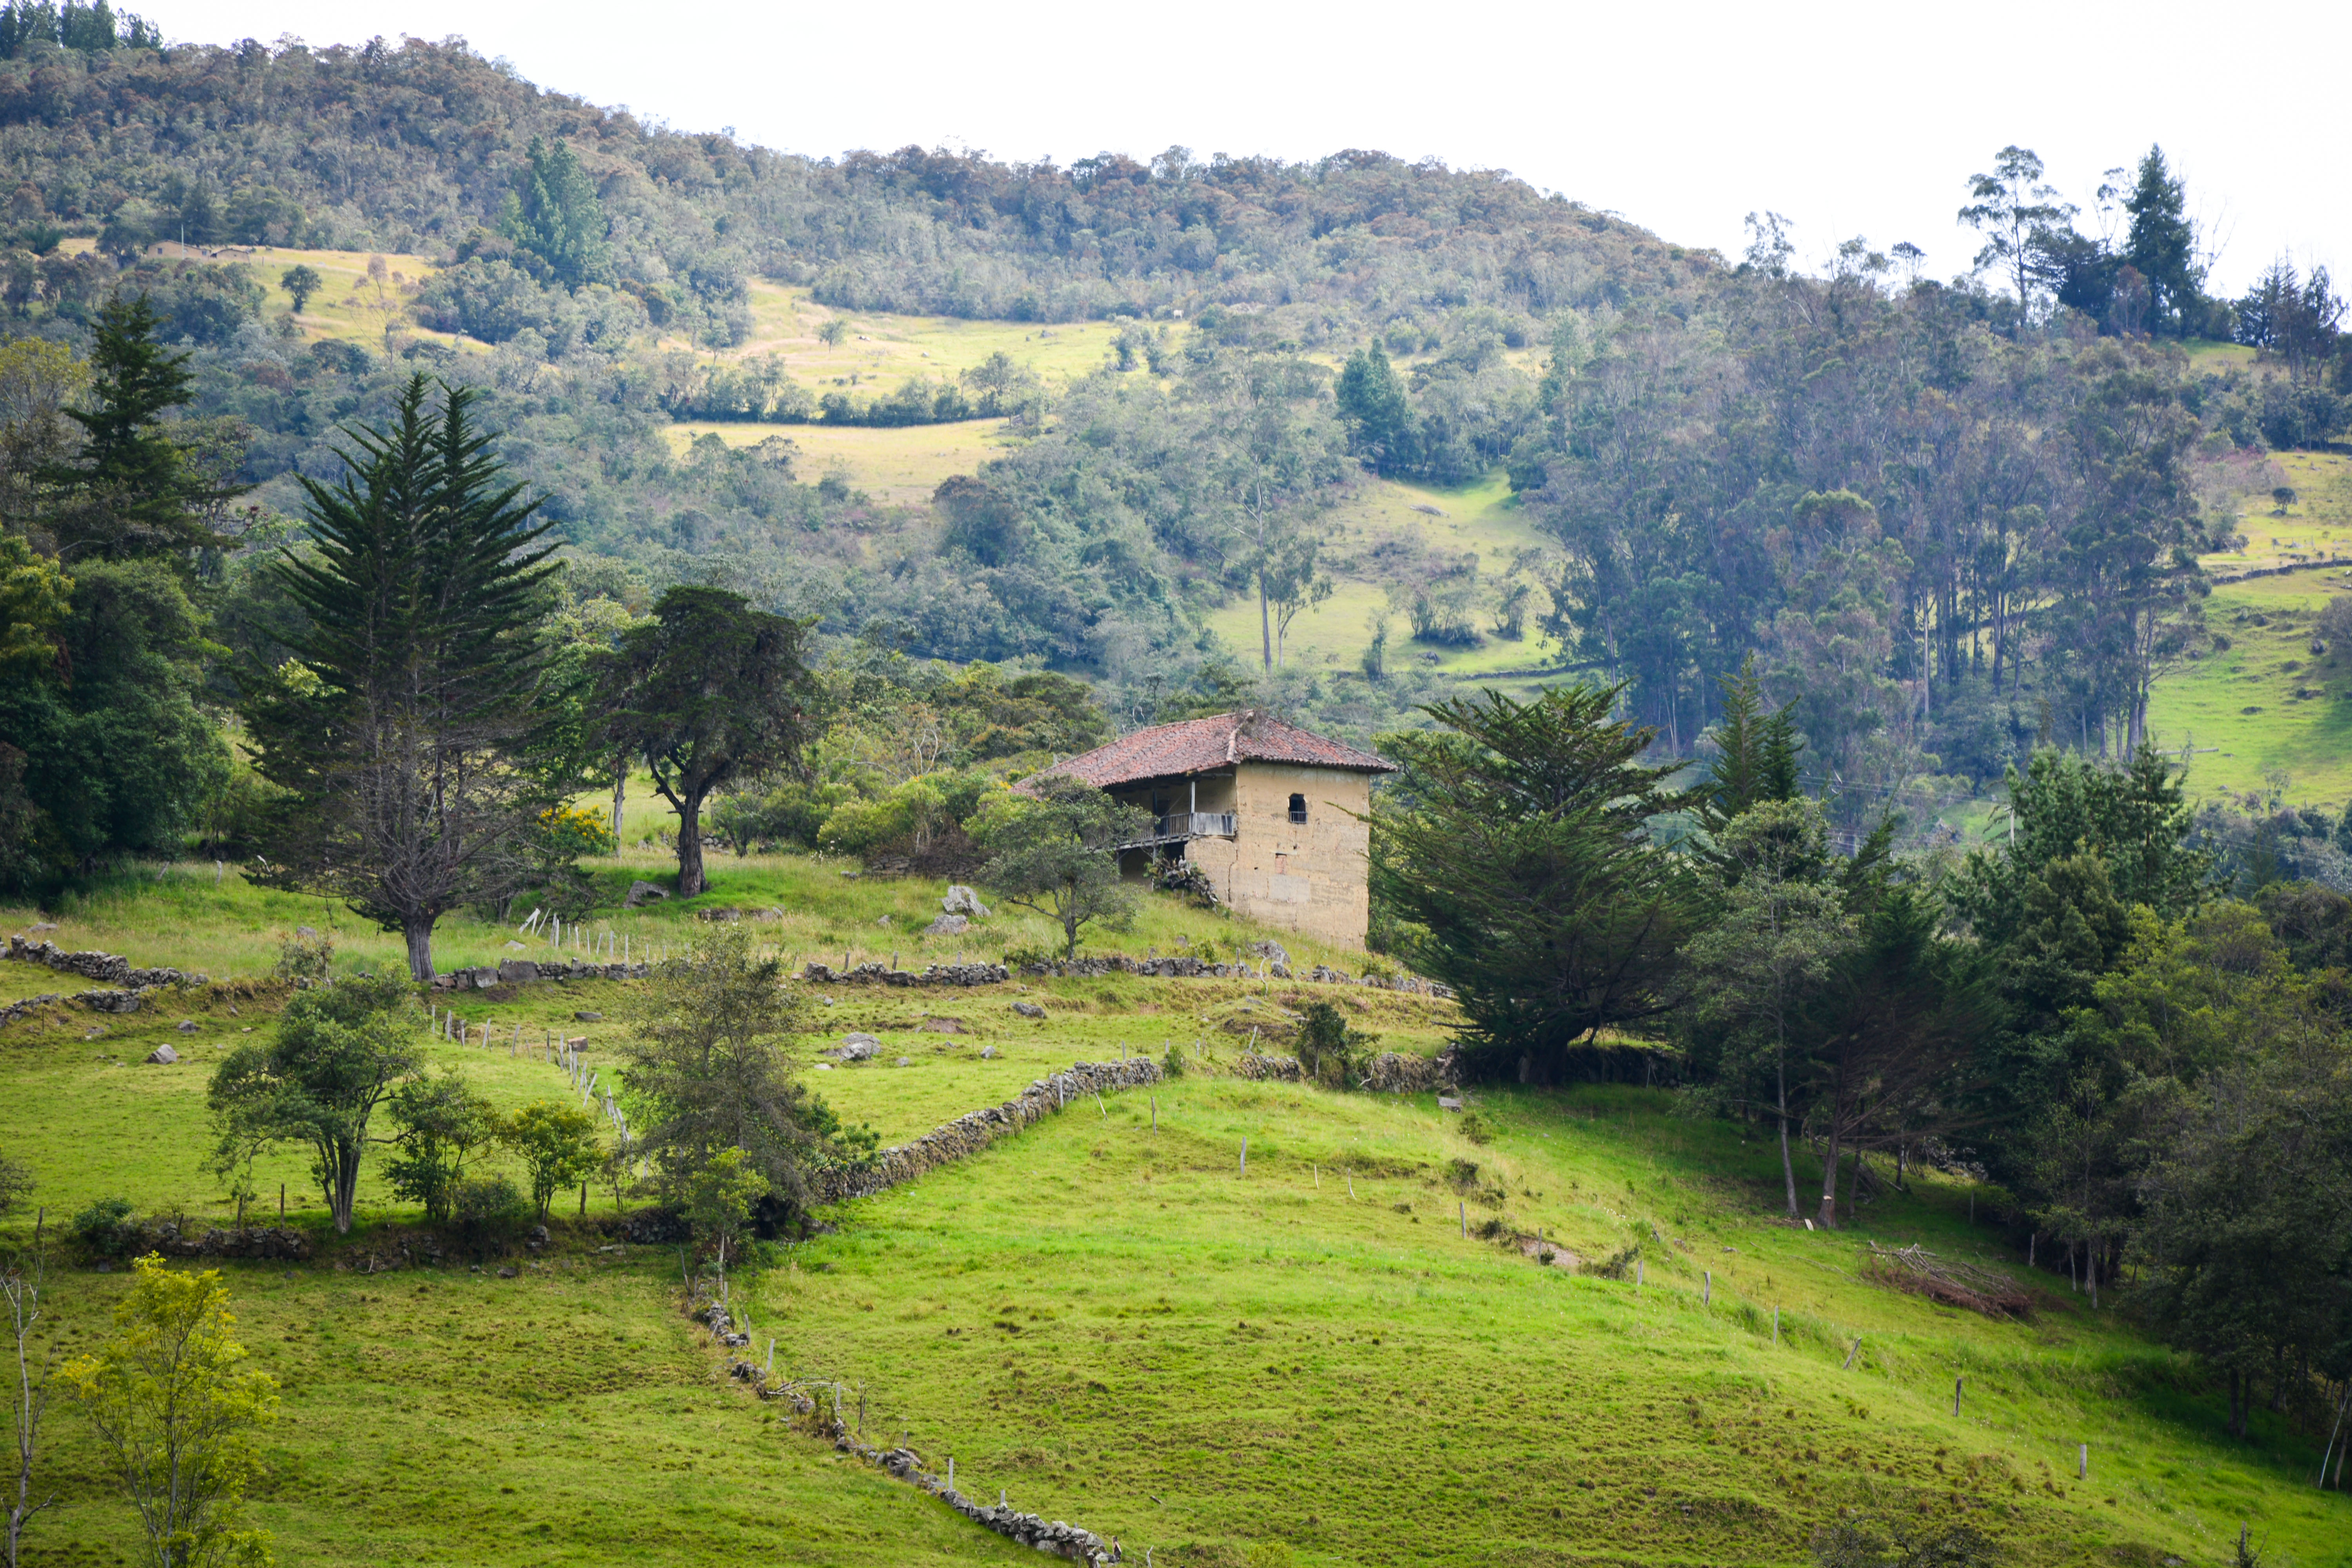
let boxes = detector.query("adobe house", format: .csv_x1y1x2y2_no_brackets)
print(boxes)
1036,710,1395,948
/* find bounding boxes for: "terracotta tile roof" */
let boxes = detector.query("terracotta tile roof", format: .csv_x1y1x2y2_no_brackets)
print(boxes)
1038,711,1394,790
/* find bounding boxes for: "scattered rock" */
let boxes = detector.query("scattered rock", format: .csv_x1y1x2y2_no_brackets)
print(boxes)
980,1045,997,1059
175,1019,198,1033
573,1011,603,1022
941,885,990,918
1268,962,1293,979
924,913,969,936
920,1016,967,1034
623,880,670,908
504,940,526,950
699,907,744,923
896,1056,911,1067
296,924,318,938
814,1062,833,1071
833,1034,880,1062
144,1044,179,1064
28,922,54,932
496,1267,519,1279
1012,1000,1046,1019
1438,1096,1464,1111
1247,939,1290,966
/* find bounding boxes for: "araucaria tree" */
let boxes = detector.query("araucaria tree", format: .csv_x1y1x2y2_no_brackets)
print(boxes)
206,973,421,1234
594,586,818,898
243,377,561,978
1374,685,1708,1079
972,774,1153,959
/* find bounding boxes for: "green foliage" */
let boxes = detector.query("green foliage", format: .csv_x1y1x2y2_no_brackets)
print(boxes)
594,585,819,897
1294,1000,1376,1090
205,973,421,1234
67,1196,138,1259
448,1174,531,1252
60,1256,277,1568
34,294,238,560
1374,685,1706,1075
242,377,562,978
612,924,840,1213
498,1100,603,1222
277,264,320,314
682,1145,765,1268
970,774,1151,960
499,138,611,289
381,1072,498,1225
1335,343,1414,473
0,554,229,892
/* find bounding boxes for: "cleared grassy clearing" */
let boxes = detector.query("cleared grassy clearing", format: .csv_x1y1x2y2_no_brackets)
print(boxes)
661,417,1016,504
719,282,1141,387
2200,451,2352,577
2144,572,2352,806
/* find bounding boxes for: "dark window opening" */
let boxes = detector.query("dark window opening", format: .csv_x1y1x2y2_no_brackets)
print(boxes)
1288,793,1308,824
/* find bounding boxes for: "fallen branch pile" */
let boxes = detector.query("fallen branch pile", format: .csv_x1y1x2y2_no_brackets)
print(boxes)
1862,1243,2032,1319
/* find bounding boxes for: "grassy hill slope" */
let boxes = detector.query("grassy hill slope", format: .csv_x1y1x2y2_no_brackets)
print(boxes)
4,865,2347,1566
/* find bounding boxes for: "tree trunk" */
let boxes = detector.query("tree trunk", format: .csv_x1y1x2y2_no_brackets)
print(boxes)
404,918,436,982
328,1140,361,1234
1775,1057,1799,1219
676,791,707,897
610,759,627,847
1259,578,1272,671
1817,1123,1843,1229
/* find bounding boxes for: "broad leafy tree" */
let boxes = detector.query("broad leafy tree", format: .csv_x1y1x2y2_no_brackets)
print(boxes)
1373,685,1707,1078
499,1102,603,1223
382,1073,499,1226
206,973,422,1234
613,925,860,1214
60,1258,277,1568
594,586,818,898
243,377,562,978
971,773,1152,959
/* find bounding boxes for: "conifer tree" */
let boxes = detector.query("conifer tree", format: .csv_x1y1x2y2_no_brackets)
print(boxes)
244,376,562,978
34,295,240,561
500,138,611,289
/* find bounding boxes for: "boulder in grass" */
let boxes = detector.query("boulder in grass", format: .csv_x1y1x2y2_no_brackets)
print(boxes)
833,1033,880,1062
175,1019,198,1033
145,1044,179,1065
623,880,670,908
926,913,969,936
1437,1096,1463,1112
941,885,989,918
1012,1001,1045,1019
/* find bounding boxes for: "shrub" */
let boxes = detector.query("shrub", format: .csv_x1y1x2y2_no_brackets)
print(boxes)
70,1196,138,1258
1161,1043,1187,1079
273,929,334,983
451,1176,531,1251
1457,1112,1492,1146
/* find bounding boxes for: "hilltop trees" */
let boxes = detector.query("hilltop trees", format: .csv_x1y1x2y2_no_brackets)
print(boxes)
243,378,563,978
593,586,819,898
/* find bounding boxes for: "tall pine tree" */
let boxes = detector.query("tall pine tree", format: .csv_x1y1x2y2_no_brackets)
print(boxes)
245,377,562,978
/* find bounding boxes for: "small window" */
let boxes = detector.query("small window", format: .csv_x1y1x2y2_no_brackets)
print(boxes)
1288,793,1308,825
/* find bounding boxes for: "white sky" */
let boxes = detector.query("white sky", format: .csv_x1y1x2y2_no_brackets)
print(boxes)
149,0,2347,298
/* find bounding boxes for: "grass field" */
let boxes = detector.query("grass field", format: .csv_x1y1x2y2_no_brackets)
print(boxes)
5,860,2350,1566
661,418,1017,505
2144,571,2352,805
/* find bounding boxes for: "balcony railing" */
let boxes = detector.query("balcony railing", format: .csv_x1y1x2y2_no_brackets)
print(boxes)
1120,811,1237,849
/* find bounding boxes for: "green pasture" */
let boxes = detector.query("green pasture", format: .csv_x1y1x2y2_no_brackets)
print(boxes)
2144,572,2352,806
726,282,1152,388
4,873,2349,1564
2201,451,2352,577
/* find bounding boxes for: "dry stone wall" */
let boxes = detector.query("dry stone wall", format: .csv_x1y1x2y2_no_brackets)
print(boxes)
813,1056,1162,1203
688,1285,1126,1564
3,935,206,1023
799,960,1009,988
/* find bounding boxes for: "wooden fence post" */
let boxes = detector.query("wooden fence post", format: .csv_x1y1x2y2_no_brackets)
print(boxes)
1954,1377,1964,1417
